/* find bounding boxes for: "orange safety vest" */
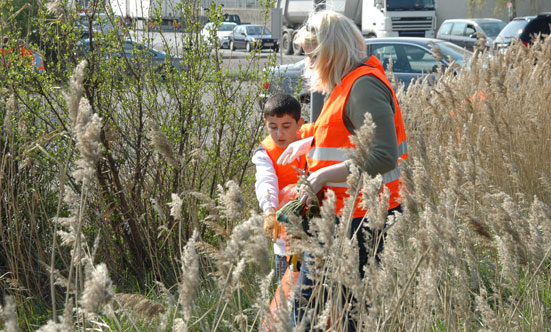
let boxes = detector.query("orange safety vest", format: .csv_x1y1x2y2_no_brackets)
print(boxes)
261,135,306,192
306,56,408,218
260,124,312,240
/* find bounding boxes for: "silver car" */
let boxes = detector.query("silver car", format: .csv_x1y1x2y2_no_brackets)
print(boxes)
200,22,237,49
436,18,507,50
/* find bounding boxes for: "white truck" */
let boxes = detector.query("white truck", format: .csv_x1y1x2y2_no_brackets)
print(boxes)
277,0,437,55
109,0,181,29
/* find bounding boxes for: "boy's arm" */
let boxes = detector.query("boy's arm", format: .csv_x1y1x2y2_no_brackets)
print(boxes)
252,148,279,213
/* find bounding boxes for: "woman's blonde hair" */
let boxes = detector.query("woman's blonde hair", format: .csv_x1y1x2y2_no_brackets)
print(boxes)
294,10,367,94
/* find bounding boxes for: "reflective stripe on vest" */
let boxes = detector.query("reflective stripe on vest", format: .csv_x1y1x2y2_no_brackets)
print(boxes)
324,164,401,189
308,141,407,163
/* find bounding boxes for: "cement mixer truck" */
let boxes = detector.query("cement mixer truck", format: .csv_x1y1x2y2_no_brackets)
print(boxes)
277,0,437,55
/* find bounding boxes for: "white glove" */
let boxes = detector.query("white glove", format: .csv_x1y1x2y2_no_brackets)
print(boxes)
277,136,314,165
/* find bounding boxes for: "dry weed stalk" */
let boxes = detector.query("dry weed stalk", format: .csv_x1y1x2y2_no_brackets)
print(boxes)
80,263,114,314
147,118,178,168
114,293,165,320
178,230,200,321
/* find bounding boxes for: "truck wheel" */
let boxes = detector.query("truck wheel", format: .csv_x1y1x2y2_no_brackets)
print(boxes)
292,38,303,55
281,32,293,55
230,41,236,51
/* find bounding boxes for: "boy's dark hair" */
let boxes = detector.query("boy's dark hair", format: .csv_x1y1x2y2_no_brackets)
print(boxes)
263,93,302,121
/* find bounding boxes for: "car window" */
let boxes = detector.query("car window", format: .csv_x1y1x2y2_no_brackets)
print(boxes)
498,20,529,38
465,25,476,37
439,22,453,35
247,26,261,35
402,45,438,73
479,22,506,37
451,23,467,36
371,44,412,73
432,40,472,67
371,45,398,70
246,26,271,35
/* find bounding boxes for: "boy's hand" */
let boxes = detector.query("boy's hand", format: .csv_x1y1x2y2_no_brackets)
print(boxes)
277,137,314,165
263,211,276,239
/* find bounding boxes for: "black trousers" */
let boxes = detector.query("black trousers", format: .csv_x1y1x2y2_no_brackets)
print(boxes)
291,205,402,331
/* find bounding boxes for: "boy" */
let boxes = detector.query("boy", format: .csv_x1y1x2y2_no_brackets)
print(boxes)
253,93,310,283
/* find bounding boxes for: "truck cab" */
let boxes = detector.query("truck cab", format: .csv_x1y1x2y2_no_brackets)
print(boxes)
360,0,436,38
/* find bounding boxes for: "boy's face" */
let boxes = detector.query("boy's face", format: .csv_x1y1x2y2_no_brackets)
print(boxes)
265,114,304,148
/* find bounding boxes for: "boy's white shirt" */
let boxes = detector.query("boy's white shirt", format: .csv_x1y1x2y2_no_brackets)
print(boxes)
252,148,287,256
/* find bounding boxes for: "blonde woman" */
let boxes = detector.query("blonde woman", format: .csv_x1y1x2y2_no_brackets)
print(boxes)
277,10,408,330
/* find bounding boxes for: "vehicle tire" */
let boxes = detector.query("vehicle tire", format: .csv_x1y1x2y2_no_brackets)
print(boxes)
281,31,293,55
292,40,303,55
246,42,252,52
230,41,236,51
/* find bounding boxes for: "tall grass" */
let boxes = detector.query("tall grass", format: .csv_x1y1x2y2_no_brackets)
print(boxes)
1,1,551,329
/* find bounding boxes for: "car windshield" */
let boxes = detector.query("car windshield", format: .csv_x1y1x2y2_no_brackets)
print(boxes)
386,0,435,11
247,26,270,35
498,20,530,38
479,22,507,38
219,23,236,31
432,40,472,66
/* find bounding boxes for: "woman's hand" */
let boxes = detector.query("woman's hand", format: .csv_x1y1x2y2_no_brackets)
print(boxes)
277,137,314,165
299,163,350,204
299,168,328,204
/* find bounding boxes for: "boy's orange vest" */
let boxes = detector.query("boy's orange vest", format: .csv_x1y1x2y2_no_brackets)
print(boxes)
261,135,305,192
260,124,312,241
306,56,408,218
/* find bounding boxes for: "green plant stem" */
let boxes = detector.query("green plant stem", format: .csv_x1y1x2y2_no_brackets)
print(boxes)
506,245,551,329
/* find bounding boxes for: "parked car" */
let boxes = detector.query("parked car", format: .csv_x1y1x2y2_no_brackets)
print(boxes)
261,58,310,105
261,37,472,105
366,37,471,86
437,18,506,50
518,13,551,46
76,39,184,72
229,24,279,52
200,22,237,49
492,16,536,50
